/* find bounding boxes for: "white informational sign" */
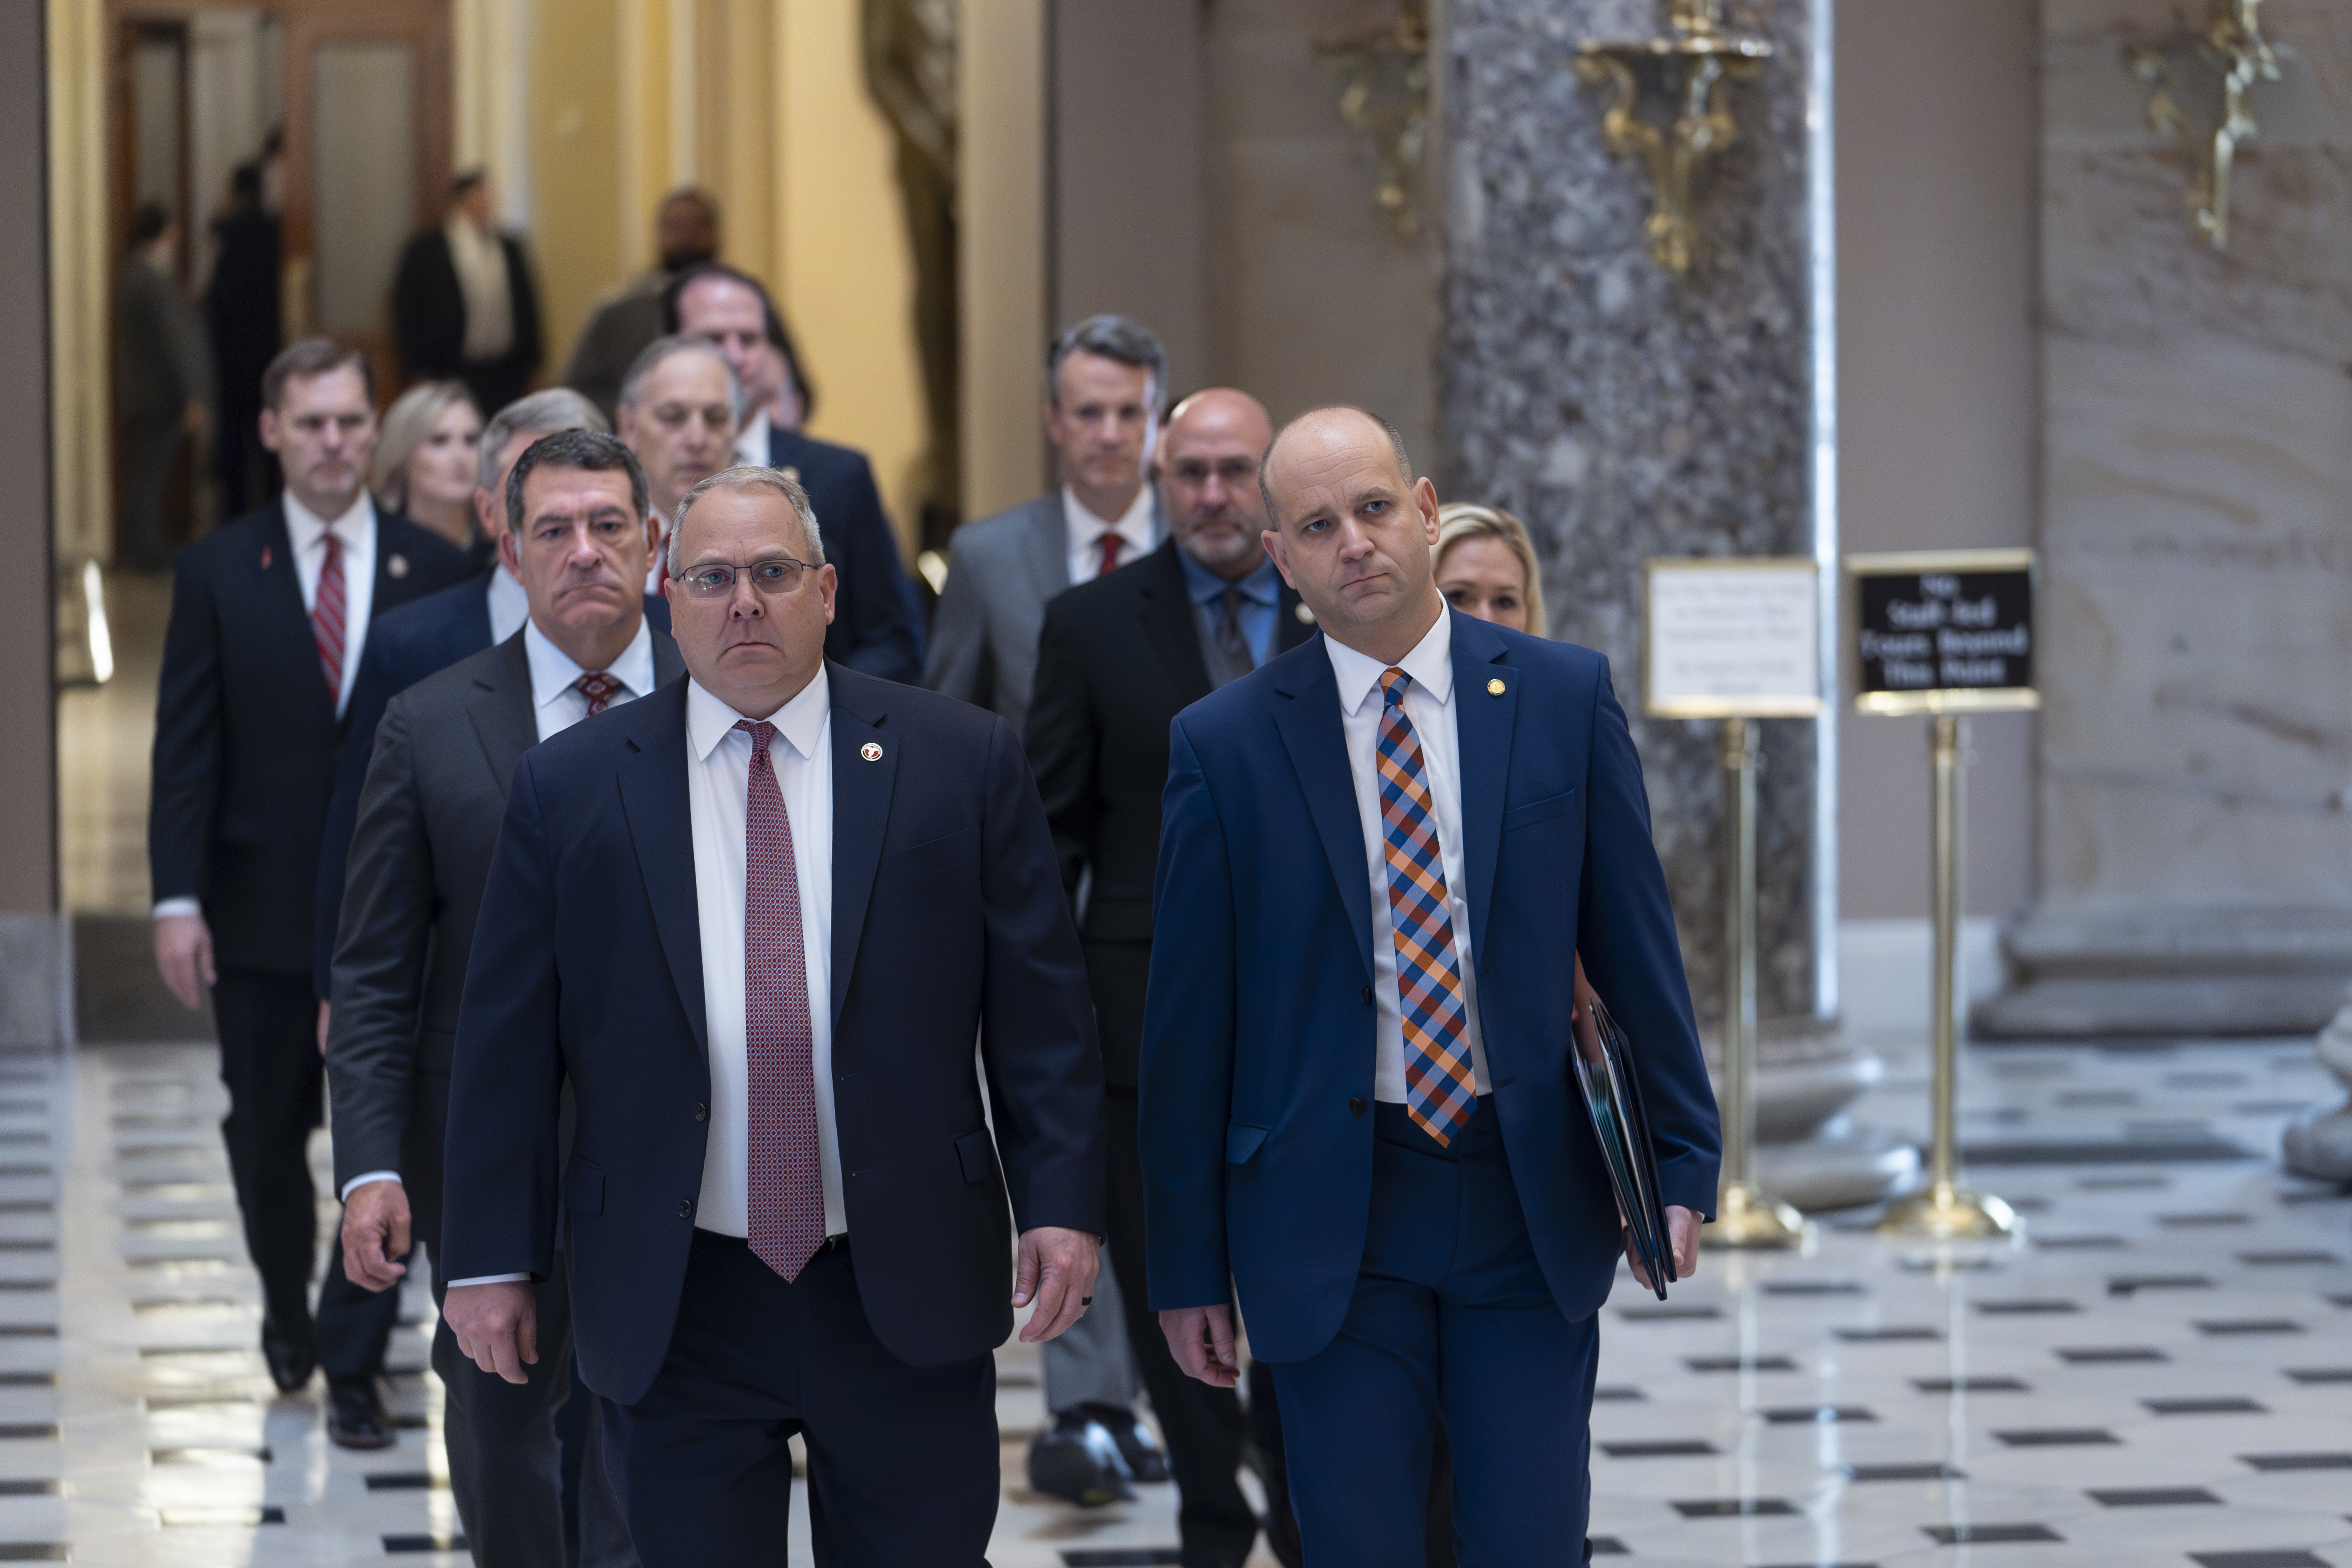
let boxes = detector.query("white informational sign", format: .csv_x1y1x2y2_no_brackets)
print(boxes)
1643,557,1824,718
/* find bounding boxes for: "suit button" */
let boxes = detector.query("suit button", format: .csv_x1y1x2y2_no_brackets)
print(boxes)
1348,1097,1366,1118
693,1103,708,1122
1359,986,1374,1006
677,1200,693,1219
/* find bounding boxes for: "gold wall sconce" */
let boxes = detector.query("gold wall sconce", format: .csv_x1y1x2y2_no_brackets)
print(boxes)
1575,0,1773,276
1315,0,1432,236
2124,0,2283,250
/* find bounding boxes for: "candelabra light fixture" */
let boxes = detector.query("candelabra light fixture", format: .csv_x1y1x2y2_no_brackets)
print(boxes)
1315,0,1432,236
2124,0,2283,251
1575,0,1773,276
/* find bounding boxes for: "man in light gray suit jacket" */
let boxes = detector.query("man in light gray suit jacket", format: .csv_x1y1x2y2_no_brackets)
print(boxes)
924,316,1170,735
921,314,1171,1506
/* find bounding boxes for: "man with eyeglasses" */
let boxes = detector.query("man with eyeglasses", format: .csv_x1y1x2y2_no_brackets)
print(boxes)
328,428,676,1565
439,464,1104,1562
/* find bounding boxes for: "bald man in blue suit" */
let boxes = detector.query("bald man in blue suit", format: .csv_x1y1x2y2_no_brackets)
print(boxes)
1140,408,1719,1565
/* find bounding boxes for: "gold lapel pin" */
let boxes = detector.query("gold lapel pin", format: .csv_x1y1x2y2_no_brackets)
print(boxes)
388,553,410,579
1294,602,1315,625
1487,677,1507,696
860,742,883,762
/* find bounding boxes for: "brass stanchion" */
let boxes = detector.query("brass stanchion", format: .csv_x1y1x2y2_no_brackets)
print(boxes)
1879,714,2015,1239
1704,716,1803,1249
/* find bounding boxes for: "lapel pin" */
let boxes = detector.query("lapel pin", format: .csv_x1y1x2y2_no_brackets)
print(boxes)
860,742,883,762
1487,677,1507,696
388,553,410,579
259,545,272,571
1294,602,1315,625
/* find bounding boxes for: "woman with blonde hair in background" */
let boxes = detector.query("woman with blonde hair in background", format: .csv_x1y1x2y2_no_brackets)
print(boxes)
1434,501,1545,635
371,381,484,559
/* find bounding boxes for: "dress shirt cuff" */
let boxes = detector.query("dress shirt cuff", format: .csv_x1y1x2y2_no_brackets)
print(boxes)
152,897,201,920
445,1274,532,1289
340,1171,402,1202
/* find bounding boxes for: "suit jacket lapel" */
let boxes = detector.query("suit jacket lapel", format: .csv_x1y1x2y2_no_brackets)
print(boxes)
1448,610,1517,968
826,667,898,1029
1019,496,1068,610
1135,542,1213,702
614,682,709,1057
650,629,686,687
466,634,541,796
1268,646,1374,983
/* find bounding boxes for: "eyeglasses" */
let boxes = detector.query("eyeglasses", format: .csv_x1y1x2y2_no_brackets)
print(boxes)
673,556,818,598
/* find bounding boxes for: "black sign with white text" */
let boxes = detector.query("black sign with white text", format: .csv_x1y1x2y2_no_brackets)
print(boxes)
1856,566,2033,699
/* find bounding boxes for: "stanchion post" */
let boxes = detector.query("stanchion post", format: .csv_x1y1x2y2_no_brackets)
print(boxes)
1879,713,2015,1239
1704,715,1803,1249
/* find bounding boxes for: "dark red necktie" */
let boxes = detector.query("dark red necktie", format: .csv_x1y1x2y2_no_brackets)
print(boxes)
574,672,620,717
311,532,346,698
736,719,824,1281
1096,533,1123,579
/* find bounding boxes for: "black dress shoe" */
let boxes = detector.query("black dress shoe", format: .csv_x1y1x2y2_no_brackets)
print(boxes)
261,1323,315,1394
326,1377,397,1450
1027,1409,1134,1506
1079,1401,1170,1483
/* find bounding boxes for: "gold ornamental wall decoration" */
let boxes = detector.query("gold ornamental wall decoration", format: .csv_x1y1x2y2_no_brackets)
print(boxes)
1575,0,1773,276
2124,0,2284,251
1315,0,1433,237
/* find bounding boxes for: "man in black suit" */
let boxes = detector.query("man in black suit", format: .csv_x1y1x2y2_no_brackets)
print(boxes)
1026,389,1313,1566
206,162,281,516
330,430,675,1568
666,264,925,684
149,338,472,1410
438,465,1104,1563
392,170,544,417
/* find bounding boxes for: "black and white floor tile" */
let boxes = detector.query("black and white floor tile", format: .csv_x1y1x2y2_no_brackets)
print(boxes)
11,1034,2348,1565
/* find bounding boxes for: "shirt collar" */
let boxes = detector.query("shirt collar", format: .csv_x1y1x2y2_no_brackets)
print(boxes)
282,489,375,550
1176,545,1281,609
1062,482,1156,549
686,664,830,764
1324,604,1454,718
523,617,657,715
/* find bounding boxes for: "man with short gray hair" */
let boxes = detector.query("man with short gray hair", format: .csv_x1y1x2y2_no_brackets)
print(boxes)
617,335,744,530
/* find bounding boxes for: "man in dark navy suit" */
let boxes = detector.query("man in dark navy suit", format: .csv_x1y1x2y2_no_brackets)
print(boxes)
666,264,925,683
438,465,1104,1563
1142,408,1719,1563
149,339,473,1422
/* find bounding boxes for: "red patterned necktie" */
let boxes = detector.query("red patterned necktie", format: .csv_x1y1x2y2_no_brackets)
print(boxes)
736,719,824,1281
574,672,620,718
1096,533,1123,579
311,531,346,699
1375,669,1477,1145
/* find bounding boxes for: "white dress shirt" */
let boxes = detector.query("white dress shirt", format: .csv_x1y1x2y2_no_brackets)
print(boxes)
733,409,771,470
522,619,657,741
487,562,530,645
154,493,377,923
1324,610,1492,1103
444,215,515,360
1062,482,1156,584
348,616,657,1211
685,671,847,1240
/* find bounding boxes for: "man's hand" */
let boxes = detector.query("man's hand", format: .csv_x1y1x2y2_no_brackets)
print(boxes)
1012,1226,1100,1344
443,1282,538,1384
153,913,215,1010
340,1179,411,1292
1626,1205,1703,1292
316,1000,331,1056
1158,1304,1240,1389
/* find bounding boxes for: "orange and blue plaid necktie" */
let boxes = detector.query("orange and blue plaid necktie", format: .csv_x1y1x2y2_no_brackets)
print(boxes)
1375,668,1477,1145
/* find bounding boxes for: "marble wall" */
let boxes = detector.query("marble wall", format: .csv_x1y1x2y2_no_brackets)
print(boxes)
1441,0,1824,1022
1986,0,2352,1035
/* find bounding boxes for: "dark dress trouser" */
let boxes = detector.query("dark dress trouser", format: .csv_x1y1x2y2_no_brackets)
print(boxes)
604,1231,999,1568
209,970,331,1343
1267,1099,1600,1568
1089,941,1263,1568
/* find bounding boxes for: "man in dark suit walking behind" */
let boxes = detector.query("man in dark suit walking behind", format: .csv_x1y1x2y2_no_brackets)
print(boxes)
329,430,675,1566
393,170,544,417
1143,408,1719,1563
1027,387,1311,1565
149,338,472,1404
438,464,1106,1562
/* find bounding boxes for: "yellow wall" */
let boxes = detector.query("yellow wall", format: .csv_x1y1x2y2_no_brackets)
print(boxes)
523,0,627,380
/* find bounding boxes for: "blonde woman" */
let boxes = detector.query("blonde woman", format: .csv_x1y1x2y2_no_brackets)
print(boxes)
1433,501,1544,636
371,381,484,552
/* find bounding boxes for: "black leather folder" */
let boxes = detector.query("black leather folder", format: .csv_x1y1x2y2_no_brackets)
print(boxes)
1572,992,1677,1300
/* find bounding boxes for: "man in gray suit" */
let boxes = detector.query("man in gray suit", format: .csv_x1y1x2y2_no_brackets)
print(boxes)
923,315,1169,734
327,430,679,1568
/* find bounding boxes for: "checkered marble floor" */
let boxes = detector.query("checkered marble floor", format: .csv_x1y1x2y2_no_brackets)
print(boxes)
2,1035,2343,1565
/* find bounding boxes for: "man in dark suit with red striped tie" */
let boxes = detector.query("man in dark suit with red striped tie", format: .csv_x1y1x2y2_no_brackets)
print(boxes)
149,339,472,1411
